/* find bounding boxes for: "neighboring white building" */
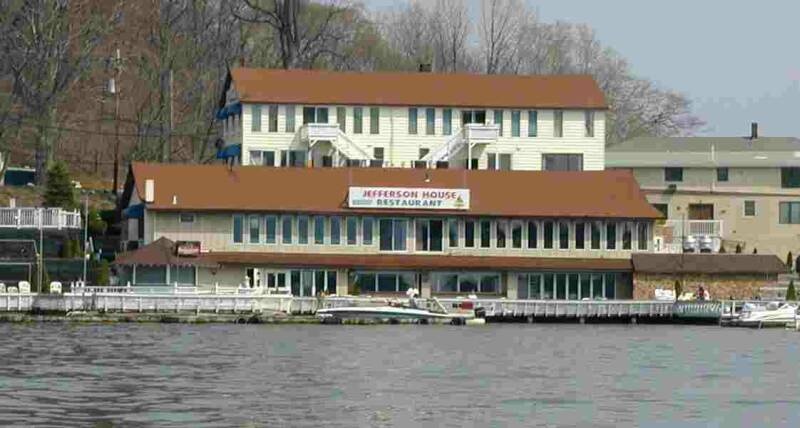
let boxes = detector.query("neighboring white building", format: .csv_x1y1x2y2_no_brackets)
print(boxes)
217,68,608,171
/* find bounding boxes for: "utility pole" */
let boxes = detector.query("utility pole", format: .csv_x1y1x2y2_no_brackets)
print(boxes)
82,196,89,285
108,48,123,195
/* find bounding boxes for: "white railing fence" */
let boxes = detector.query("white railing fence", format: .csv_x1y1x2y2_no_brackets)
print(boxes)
0,208,82,229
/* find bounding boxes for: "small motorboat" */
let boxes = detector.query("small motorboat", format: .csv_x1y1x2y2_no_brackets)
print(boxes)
316,289,485,325
736,301,798,328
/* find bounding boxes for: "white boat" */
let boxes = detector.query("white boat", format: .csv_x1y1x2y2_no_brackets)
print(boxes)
736,302,798,328
317,295,485,325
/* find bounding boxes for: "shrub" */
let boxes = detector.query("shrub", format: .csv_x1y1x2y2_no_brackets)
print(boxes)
43,161,77,210
674,280,682,300
786,279,797,301
91,260,110,286
787,252,794,270
60,236,74,258
87,209,108,236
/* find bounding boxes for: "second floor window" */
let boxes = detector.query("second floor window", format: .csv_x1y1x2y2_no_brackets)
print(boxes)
337,107,346,133
528,111,538,137
268,105,278,132
370,107,380,134
511,111,521,137
233,215,243,243
665,167,683,182
282,216,293,244
251,105,261,132
314,216,325,244
303,107,328,124
494,110,503,136
362,217,373,245
554,110,563,138
266,215,277,243
379,218,407,251
781,167,800,188
462,110,486,125
285,105,295,132
408,108,418,134
779,202,800,224
353,107,363,134
425,108,435,135
415,219,443,252
443,109,452,135
717,167,729,182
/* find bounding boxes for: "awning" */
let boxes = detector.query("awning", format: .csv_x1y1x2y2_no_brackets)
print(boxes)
123,203,145,219
215,102,242,120
114,237,219,268
216,143,241,160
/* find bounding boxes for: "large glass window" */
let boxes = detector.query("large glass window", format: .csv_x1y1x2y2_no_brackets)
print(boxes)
496,220,508,248
379,219,407,251
511,110,521,137
170,266,196,286
408,108,418,134
543,221,554,249
528,110,538,137
356,272,414,294
556,274,567,299
519,274,542,299
781,168,800,188
592,273,604,299
137,266,167,285
298,215,309,244
362,217,373,245
425,108,435,135
480,220,491,248
282,216,293,244
233,215,244,244
543,154,583,171
462,110,486,124
369,107,380,134
353,107,363,134
622,222,632,250
574,222,585,250
568,274,579,300
302,106,328,124
665,167,683,182
511,222,522,248
580,274,591,300
432,273,501,294
285,105,295,132
330,216,341,245
266,215,277,244
637,223,649,250
415,219,443,252
493,110,503,136
347,217,358,245
314,216,325,244
605,274,616,299
591,222,601,249
443,109,452,135
779,202,800,224
336,106,346,132
558,222,569,249
606,222,617,250
543,274,554,299
527,221,538,249
251,105,261,132
249,215,261,243
464,220,476,248
448,219,459,248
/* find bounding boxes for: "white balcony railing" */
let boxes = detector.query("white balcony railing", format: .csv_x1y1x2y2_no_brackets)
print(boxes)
0,208,82,229
464,123,500,142
299,123,340,141
662,220,723,237
655,220,724,253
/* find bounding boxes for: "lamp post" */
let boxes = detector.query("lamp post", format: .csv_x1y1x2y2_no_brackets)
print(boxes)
82,196,89,285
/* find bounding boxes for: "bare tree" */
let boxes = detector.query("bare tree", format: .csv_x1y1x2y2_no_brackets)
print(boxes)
429,0,471,72
478,0,528,74
379,2,434,70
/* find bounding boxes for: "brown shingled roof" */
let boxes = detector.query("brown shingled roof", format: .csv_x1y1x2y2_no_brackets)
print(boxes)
230,68,607,109
207,252,632,272
130,163,661,219
631,253,786,275
115,237,219,268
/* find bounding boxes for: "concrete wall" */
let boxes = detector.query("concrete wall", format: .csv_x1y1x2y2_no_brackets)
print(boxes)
633,272,777,300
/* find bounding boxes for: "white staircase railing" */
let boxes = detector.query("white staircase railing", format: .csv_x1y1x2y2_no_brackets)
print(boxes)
299,124,373,161
422,128,466,164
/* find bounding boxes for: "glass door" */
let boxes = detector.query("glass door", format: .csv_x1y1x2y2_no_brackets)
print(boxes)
263,269,289,294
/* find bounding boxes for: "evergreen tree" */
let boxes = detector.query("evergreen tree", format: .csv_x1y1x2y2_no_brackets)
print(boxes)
787,251,794,270
43,161,76,210
674,280,682,300
786,279,797,301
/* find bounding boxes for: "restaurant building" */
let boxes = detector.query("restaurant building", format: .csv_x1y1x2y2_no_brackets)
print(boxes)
116,162,662,300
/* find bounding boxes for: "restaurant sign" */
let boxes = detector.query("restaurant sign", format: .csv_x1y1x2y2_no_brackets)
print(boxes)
348,187,470,210
175,241,201,257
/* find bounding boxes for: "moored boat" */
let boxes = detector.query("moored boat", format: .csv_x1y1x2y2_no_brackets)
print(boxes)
735,302,798,328
316,292,485,325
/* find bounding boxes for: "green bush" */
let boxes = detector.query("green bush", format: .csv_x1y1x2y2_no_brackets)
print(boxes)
70,239,82,259
87,209,108,236
91,260,110,286
43,161,77,210
787,280,797,301
60,236,74,258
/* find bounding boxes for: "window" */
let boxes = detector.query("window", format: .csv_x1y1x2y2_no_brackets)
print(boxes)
553,110,563,137
779,202,800,224
528,111,538,137
297,216,309,244
637,223,649,250
606,223,617,250
511,110,521,137
249,150,275,166
744,200,756,217
313,216,325,244
266,215,277,244
543,221,554,249
480,220,491,248
464,220,476,248
362,217,373,245
717,167,729,182
355,272,414,294
575,222,585,249
511,222,522,248
330,216,341,245
621,222,632,250
584,110,594,137
419,148,430,160
425,108,435,135
353,107,363,134
494,110,503,136
346,217,358,245
462,110,486,124
336,107,346,132
558,222,569,249
268,105,278,132
664,167,683,182
302,106,328,124
408,108,418,134
282,216,293,244
499,154,512,171
590,222,601,250
233,215,244,243
496,220,507,248
379,218,407,251
281,150,307,167
652,203,669,218
285,105,295,132
543,154,583,171
415,219,443,252
433,273,501,294
782,167,800,188
527,221,538,248
249,215,261,243
251,105,261,132
443,109,452,135
179,213,195,223
369,107,379,134
373,147,384,163
448,219,459,247
487,153,497,170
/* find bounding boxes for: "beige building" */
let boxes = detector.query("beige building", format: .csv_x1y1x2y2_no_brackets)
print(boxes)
117,163,661,299
606,127,800,258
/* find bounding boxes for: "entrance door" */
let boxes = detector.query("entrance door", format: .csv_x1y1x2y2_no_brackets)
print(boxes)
263,269,289,294
688,204,714,220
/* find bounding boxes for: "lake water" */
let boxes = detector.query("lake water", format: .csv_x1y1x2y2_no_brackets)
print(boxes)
0,323,798,427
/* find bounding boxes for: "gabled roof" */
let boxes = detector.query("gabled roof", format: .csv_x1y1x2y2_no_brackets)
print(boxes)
606,137,800,167
129,162,661,219
114,237,218,267
631,253,786,275
228,68,607,110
